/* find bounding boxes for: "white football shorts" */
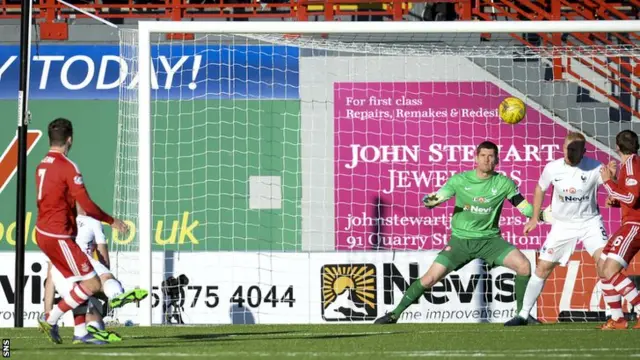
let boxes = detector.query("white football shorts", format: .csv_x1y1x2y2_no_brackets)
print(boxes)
50,255,112,297
539,216,607,266
89,257,112,277
50,262,103,312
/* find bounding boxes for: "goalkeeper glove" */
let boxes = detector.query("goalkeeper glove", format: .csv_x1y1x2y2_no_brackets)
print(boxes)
422,193,440,209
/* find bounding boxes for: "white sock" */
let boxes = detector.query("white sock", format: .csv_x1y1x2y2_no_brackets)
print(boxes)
47,307,64,325
87,320,104,331
74,323,88,337
73,308,88,338
103,279,124,299
518,274,546,319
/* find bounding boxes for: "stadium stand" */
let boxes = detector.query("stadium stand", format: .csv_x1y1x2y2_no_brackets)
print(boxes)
0,0,637,138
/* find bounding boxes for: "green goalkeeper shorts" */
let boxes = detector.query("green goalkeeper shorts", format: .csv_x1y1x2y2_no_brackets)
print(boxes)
434,235,516,271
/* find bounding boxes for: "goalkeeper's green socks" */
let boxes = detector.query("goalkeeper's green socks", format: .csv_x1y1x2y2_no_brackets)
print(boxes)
515,275,531,314
391,280,425,318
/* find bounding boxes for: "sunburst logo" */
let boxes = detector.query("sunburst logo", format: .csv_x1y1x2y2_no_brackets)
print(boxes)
320,264,377,321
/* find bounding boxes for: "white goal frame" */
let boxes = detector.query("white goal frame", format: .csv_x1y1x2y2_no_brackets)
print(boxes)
135,20,640,327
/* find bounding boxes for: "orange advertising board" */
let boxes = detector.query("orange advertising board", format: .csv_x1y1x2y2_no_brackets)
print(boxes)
538,250,640,322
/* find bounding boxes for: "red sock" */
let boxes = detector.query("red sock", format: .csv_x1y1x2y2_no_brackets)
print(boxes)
73,311,88,337
601,278,624,320
47,283,93,325
610,272,640,307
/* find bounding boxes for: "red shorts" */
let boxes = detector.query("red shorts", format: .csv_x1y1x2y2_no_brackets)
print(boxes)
604,223,640,268
36,230,96,282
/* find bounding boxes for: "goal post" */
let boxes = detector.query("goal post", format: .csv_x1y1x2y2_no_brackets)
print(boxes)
120,20,640,327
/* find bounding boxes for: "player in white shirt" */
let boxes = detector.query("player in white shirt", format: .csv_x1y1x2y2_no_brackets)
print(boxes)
46,205,148,339
505,132,617,326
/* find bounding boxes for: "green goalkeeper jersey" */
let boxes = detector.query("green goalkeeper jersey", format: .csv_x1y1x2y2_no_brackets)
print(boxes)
435,170,521,240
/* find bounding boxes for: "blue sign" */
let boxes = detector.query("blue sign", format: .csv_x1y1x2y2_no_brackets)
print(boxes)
0,45,299,100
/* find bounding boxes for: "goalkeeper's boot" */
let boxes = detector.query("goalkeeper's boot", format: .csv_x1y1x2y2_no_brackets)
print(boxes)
527,315,541,325
504,316,528,327
37,317,63,344
72,333,108,345
374,312,399,324
110,288,149,309
87,325,123,342
600,318,628,330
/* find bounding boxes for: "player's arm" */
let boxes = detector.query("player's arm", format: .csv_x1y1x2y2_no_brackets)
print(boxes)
602,163,640,206
505,178,549,221
44,262,55,313
423,175,456,208
66,166,114,225
96,244,110,269
508,192,534,218
597,162,616,184
94,221,110,269
598,163,621,207
526,163,553,222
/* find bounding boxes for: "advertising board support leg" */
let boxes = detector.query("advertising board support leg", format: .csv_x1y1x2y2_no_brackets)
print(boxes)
14,0,34,328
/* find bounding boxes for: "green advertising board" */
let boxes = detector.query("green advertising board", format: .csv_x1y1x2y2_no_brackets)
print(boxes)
0,44,302,252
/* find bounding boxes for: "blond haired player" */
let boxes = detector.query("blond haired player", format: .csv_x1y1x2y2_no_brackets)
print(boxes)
505,132,614,326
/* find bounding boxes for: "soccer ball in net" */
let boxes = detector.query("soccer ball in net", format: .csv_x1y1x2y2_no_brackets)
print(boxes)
498,96,527,124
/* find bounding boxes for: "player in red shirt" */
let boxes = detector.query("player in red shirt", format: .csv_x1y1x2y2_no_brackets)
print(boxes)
35,118,128,344
600,129,640,330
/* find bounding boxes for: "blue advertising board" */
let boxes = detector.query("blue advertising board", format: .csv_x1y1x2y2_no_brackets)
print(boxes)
0,45,299,100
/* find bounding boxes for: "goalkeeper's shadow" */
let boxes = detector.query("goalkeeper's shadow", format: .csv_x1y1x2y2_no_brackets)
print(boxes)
173,332,388,344
132,330,296,341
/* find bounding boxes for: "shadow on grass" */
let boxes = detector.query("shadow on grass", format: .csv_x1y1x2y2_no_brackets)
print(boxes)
174,331,405,343
134,330,296,341
14,343,176,351
170,330,297,341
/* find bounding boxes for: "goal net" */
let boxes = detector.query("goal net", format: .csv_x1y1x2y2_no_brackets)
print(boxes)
112,22,640,326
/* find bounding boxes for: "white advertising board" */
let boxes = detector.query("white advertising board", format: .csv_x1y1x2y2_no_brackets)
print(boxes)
0,250,536,327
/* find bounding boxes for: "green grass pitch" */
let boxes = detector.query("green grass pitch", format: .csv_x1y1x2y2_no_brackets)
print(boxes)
3,323,640,359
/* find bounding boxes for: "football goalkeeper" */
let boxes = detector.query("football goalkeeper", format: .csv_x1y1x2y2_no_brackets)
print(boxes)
374,141,547,325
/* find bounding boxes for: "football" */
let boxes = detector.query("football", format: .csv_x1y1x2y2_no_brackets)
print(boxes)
499,96,527,124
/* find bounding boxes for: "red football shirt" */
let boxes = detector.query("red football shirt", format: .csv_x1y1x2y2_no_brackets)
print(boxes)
604,154,640,224
35,151,114,238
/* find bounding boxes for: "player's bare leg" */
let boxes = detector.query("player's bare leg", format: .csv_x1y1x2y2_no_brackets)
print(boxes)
38,275,103,344
508,248,608,327
374,262,450,324
38,264,56,334
505,258,555,326
99,273,149,309
41,263,105,344
500,249,539,326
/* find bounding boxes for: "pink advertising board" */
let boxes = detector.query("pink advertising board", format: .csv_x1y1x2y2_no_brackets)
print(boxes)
334,82,620,251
